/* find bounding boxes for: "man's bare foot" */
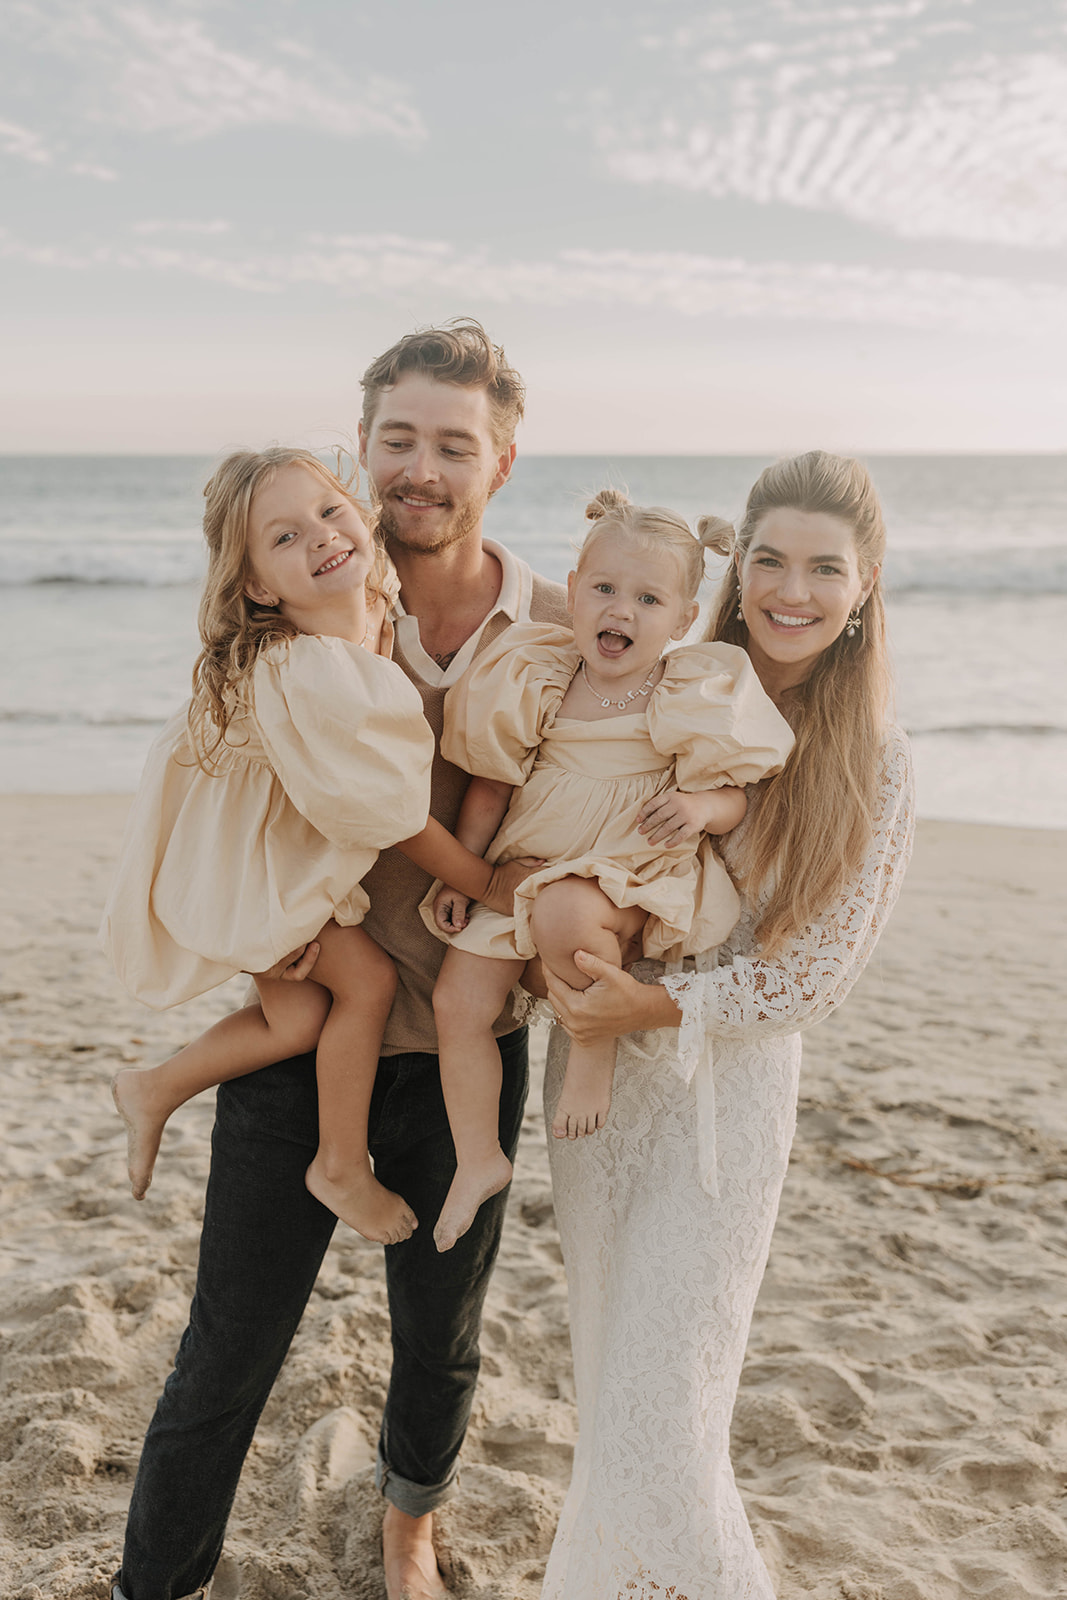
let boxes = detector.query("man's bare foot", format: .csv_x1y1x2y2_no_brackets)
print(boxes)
305,1156,417,1245
433,1149,513,1253
111,1068,173,1199
382,1505,448,1600
551,1051,615,1140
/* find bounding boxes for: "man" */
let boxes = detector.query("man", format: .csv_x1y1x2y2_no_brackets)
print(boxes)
112,320,568,1600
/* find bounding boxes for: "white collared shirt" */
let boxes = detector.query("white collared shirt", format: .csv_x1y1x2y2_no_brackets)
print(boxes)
390,538,537,690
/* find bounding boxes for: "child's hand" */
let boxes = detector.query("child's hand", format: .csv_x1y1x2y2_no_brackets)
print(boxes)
435,887,472,934
483,854,546,918
638,786,747,844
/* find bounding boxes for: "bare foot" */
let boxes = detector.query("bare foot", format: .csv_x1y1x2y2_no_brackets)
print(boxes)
304,1155,417,1245
551,1051,614,1140
382,1505,448,1600
111,1068,172,1199
433,1149,513,1253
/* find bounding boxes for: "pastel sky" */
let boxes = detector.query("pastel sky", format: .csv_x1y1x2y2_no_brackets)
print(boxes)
3,0,1066,453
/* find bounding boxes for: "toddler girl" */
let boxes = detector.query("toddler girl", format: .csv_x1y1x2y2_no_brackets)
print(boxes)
423,490,795,1251
102,447,526,1245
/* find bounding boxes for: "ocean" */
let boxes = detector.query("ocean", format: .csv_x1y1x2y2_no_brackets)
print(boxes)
1,454,1064,828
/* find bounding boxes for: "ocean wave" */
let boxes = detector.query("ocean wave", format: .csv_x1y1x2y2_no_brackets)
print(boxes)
905,723,1067,739
1,536,1067,591
0,710,170,728
884,548,1067,595
0,539,204,587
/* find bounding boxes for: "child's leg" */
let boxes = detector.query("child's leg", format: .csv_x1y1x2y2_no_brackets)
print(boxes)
432,947,526,1253
112,967,331,1200
531,878,647,1140
298,922,417,1246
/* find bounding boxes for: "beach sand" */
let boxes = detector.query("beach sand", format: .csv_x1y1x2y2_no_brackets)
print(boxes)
1,797,1066,1600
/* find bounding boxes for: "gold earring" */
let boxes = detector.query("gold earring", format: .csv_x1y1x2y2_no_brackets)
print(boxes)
845,605,863,638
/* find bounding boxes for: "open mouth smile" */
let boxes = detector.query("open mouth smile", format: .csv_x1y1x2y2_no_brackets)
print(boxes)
397,494,448,509
597,629,633,658
314,549,353,576
765,610,818,630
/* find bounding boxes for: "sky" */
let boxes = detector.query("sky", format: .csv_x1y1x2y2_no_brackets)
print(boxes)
2,0,1066,454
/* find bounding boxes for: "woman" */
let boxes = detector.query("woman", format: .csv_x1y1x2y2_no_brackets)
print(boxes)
540,451,915,1599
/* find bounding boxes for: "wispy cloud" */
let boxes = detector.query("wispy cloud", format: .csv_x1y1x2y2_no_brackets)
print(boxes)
0,117,53,165
593,0,1067,248
2,226,1063,336
4,1,425,147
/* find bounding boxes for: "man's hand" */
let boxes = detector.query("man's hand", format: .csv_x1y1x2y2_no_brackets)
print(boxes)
434,886,472,933
482,855,545,918
257,942,321,982
637,785,747,844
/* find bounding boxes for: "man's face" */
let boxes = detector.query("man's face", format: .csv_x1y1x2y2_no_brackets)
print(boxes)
359,372,515,555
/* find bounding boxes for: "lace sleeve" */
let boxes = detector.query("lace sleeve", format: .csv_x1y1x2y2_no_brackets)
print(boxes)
683,728,915,1043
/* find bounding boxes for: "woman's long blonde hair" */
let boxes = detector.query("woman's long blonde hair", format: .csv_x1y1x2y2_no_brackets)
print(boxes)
187,447,388,770
703,450,893,955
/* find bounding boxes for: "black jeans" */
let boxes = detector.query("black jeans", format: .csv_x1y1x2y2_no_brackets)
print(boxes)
118,1029,529,1600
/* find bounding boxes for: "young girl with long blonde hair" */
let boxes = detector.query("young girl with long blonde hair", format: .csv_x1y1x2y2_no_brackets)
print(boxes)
422,489,794,1251
103,447,527,1245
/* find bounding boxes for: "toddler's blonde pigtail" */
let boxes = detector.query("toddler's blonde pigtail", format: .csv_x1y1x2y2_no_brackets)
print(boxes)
696,515,735,558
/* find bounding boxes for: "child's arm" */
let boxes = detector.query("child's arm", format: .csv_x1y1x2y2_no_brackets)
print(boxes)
433,777,514,932
397,776,541,922
637,785,748,846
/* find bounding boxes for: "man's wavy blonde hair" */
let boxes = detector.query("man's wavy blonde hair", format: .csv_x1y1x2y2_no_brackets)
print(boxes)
704,450,893,955
187,447,389,771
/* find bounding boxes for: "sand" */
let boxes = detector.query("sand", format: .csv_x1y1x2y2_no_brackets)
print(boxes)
1,797,1066,1600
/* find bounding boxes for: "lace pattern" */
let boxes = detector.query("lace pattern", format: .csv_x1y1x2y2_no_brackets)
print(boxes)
542,729,915,1599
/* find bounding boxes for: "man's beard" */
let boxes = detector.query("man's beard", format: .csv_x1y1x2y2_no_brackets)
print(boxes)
374,483,487,555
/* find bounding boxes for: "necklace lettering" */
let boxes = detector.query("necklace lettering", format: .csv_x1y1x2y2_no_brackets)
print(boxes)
580,658,658,710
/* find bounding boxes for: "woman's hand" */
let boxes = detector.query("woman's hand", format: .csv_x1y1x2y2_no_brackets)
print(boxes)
257,942,321,982
482,854,545,918
637,785,747,843
544,951,683,1045
435,886,471,933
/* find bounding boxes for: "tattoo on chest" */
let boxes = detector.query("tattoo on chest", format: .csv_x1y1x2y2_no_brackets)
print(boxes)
434,649,458,670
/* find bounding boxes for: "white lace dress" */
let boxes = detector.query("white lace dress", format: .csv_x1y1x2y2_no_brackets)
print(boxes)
542,727,915,1600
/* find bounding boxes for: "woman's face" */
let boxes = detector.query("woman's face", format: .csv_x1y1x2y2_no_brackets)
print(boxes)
737,508,875,693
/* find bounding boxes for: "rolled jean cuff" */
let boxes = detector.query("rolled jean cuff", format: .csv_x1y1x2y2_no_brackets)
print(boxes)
375,1446,458,1517
112,1581,208,1600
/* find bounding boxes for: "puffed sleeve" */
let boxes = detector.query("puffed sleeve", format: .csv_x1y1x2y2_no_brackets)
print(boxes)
441,622,579,783
647,642,794,790
252,634,434,849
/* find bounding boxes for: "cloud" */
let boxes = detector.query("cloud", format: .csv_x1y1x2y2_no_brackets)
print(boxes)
592,0,1067,248
2,225,1063,336
0,118,53,165
4,1,425,146
131,219,232,236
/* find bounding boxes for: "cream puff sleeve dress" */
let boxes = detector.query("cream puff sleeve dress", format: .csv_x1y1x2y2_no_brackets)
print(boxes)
102,633,434,1009
418,622,793,963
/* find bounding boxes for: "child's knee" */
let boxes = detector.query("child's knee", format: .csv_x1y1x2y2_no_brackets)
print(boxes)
433,962,499,1037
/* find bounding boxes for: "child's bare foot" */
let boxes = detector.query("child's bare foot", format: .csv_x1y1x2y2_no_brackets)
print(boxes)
433,1149,513,1253
552,1054,614,1140
305,1156,417,1245
111,1068,172,1199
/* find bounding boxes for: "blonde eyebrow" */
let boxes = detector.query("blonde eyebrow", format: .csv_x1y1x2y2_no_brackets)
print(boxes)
375,419,480,444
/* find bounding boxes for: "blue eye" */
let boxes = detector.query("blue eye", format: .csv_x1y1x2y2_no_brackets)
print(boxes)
639,593,659,605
